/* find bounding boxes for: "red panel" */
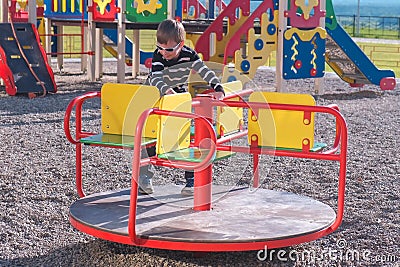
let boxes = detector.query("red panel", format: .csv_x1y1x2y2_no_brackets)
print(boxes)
9,0,29,22
195,0,250,61
286,0,326,28
92,0,118,21
224,0,275,63
0,48,17,95
70,215,336,251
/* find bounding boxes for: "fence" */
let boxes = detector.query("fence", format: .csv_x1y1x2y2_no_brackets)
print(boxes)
336,15,400,39
358,43,400,75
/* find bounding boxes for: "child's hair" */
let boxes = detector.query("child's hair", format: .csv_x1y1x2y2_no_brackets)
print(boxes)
156,19,185,44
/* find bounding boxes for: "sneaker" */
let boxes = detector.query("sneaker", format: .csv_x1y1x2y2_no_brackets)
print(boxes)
138,173,154,194
180,178,194,196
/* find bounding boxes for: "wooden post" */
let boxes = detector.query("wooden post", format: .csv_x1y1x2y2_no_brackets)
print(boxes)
95,28,103,79
28,0,37,25
87,0,96,81
45,18,52,63
81,26,88,72
0,0,7,23
132,30,140,78
314,0,326,95
57,25,64,71
117,0,126,83
276,0,288,92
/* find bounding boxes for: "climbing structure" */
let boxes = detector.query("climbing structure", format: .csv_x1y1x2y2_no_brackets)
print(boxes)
194,0,251,63
193,0,395,90
0,23,56,96
3,0,394,89
222,0,279,83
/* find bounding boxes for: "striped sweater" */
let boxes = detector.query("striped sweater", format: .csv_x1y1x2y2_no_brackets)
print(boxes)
147,45,224,95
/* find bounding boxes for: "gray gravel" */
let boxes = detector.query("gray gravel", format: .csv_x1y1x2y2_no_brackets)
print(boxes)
0,61,399,266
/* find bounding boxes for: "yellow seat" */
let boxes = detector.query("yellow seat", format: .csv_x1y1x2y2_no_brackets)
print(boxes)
156,92,235,162
80,83,160,147
156,92,192,155
248,92,320,151
216,80,244,137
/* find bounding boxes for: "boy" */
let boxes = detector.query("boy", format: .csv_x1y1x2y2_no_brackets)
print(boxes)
139,19,225,196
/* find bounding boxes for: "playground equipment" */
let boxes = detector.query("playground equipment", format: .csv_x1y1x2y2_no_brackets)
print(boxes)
0,22,56,96
193,0,396,91
324,0,396,90
1,0,395,91
64,83,348,251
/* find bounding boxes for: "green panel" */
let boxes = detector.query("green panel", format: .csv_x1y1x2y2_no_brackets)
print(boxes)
310,142,328,152
261,142,327,152
125,0,167,23
158,148,235,163
80,133,156,148
325,0,338,31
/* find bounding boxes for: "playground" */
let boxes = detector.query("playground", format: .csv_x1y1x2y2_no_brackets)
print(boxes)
0,0,398,265
0,60,399,265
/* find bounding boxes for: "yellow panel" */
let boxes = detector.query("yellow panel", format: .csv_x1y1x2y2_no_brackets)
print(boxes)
221,64,253,85
136,0,162,14
284,27,327,42
235,12,279,79
17,0,28,9
101,83,160,137
53,0,58,12
216,81,243,136
248,92,315,150
209,9,249,64
156,93,192,155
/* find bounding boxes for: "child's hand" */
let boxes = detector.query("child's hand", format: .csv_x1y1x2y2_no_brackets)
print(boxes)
208,91,224,100
165,88,176,95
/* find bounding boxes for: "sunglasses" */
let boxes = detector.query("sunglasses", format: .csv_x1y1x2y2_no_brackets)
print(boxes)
156,42,181,52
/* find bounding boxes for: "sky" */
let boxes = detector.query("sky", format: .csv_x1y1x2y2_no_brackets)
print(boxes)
333,0,396,4
332,0,400,16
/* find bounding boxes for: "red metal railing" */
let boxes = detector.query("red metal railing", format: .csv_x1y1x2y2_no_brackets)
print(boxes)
65,91,348,251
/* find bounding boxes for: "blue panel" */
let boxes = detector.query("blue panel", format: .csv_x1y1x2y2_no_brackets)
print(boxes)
283,31,325,80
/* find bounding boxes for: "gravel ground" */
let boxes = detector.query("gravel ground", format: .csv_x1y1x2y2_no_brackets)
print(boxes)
0,61,399,266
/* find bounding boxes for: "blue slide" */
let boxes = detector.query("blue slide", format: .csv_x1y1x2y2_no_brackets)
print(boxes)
103,29,153,65
325,0,396,90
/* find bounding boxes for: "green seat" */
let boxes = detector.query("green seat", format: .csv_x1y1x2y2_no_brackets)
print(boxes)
80,133,156,148
263,142,327,152
158,147,235,163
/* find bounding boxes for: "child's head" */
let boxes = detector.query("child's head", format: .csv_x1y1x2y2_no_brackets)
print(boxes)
156,19,185,44
156,19,185,60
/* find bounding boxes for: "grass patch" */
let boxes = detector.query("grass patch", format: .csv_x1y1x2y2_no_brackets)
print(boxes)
342,26,400,40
